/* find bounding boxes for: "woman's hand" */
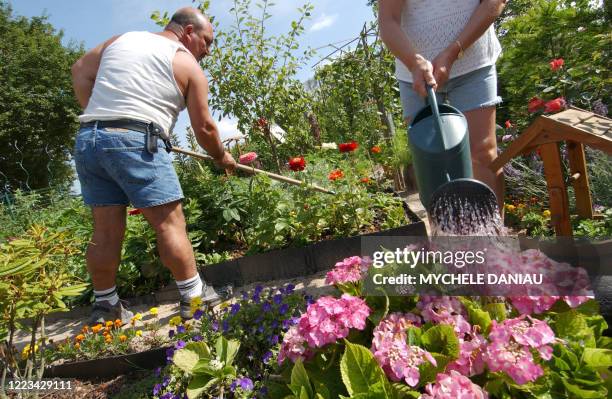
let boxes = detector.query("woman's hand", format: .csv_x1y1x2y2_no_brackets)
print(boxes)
431,46,459,89
410,54,437,97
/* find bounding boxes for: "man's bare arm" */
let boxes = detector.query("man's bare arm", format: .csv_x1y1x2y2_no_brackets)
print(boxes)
71,36,119,108
182,55,236,170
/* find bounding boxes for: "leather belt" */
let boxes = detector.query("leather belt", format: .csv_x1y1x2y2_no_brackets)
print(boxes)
79,119,172,153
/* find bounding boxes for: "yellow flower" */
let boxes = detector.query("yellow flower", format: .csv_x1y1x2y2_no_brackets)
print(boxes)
518,203,526,209
134,313,143,321
190,297,202,308
542,209,551,218
21,344,39,360
169,316,182,327
105,321,113,328
136,330,143,337
505,204,516,212
74,342,81,349
149,307,159,316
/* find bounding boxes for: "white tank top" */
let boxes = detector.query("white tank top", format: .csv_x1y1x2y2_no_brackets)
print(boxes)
79,31,188,138
395,0,502,83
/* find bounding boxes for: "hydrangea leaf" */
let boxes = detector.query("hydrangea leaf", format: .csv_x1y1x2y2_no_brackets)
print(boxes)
420,325,460,359
340,341,392,397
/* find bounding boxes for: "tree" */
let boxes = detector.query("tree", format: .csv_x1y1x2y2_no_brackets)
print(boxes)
0,2,83,191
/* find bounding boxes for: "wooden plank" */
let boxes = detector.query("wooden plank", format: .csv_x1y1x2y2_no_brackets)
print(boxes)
540,142,572,236
489,118,545,172
567,141,594,219
548,107,594,125
538,117,612,154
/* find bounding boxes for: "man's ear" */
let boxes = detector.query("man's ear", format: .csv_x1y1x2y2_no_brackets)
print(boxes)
184,24,194,35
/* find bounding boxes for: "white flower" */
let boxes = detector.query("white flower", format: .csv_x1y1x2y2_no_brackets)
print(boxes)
321,142,337,150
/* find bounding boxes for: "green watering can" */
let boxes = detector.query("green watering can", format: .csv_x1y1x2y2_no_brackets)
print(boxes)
408,86,497,226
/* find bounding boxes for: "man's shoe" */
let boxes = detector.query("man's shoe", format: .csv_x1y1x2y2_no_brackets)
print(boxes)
180,284,223,320
89,300,134,326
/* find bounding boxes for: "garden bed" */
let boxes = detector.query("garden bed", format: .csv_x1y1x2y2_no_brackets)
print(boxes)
197,199,426,288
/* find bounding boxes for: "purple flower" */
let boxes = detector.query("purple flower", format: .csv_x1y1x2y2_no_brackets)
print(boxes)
153,383,162,396
262,351,273,363
260,387,268,396
285,284,295,294
154,367,162,377
268,335,279,345
273,294,283,305
279,304,289,315
271,320,279,329
193,309,203,320
222,320,229,332
254,285,263,294
168,329,175,339
231,303,241,315
162,376,170,387
166,347,175,363
175,340,186,350
282,319,292,330
262,302,272,312
177,325,186,334
212,320,219,331
233,377,254,392
160,393,174,399
258,325,265,333
241,291,249,300
502,134,513,143
192,335,203,342
252,293,260,304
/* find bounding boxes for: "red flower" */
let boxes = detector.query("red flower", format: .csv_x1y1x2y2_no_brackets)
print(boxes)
238,152,258,165
288,156,306,171
505,120,512,129
257,117,268,129
360,177,370,184
128,209,142,216
549,58,564,71
544,97,566,113
328,169,344,181
528,97,545,113
370,145,381,154
338,141,359,153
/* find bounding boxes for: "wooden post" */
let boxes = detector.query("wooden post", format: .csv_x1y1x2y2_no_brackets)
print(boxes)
566,141,594,219
539,142,572,236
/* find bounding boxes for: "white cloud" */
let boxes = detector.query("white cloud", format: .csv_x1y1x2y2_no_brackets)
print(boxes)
310,13,337,32
217,118,244,142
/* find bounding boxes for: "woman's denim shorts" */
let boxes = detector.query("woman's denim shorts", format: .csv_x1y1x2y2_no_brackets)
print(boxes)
399,64,502,122
73,125,183,208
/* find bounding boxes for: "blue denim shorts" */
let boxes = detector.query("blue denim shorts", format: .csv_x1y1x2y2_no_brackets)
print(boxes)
73,125,184,208
399,64,502,122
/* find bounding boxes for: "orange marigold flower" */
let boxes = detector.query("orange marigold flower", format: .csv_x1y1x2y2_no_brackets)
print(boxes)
91,324,103,334
81,325,89,334
105,336,112,344
114,319,122,328
360,177,370,184
75,334,85,342
328,169,344,181
74,343,80,349
370,145,381,154
119,335,128,342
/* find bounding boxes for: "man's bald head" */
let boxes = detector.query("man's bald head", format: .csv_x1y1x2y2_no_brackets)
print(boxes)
166,7,210,33
165,7,213,61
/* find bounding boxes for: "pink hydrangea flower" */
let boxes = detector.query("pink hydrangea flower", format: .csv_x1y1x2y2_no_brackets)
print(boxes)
371,313,434,386
446,327,486,376
484,340,544,385
417,296,471,335
278,325,311,364
421,370,488,399
297,294,370,348
488,316,556,360
510,296,560,315
562,296,591,308
325,256,370,285
238,151,258,165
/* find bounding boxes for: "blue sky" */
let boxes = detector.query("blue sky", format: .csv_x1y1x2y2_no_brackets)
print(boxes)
9,0,376,145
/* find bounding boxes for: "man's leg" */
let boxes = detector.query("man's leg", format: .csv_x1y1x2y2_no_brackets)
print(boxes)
87,205,134,324
464,106,505,211
88,205,126,290
140,200,221,319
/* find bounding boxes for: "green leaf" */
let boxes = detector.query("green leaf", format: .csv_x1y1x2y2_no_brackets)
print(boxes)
467,305,492,334
215,336,240,366
186,341,211,359
554,310,596,347
340,341,392,397
561,379,608,399
391,383,420,398
406,326,421,347
174,348,200,373
420,325,460,359
483,303,507,323
290,359,313,398
186,375,213,399
581,348,612,368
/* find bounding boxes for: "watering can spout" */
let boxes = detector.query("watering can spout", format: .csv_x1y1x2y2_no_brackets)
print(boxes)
408,86,497,221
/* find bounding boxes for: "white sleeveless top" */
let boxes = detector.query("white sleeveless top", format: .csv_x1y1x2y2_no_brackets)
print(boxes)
79,31,189,137
395,0,502,83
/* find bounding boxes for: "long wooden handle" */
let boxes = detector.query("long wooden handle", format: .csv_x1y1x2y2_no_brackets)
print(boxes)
171,146,336,195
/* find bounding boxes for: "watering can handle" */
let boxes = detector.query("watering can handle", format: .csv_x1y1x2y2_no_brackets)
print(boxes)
426,85,447,149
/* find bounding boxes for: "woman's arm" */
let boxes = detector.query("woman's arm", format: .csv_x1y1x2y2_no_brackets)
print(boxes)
432,0,508,87
378,0,437,97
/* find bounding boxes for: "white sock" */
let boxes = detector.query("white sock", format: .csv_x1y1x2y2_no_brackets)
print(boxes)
176,274,203,300
94,286,119,306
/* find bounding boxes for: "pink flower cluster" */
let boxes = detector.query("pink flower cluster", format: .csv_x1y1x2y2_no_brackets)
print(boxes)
278,294,370,364
421,370,488,399
371,313,434,387
483,316,556,385
325,256,370,285
446,327,486,376
417,296,471,335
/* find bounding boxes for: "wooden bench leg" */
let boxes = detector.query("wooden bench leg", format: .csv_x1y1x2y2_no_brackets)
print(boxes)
540,142,572,236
